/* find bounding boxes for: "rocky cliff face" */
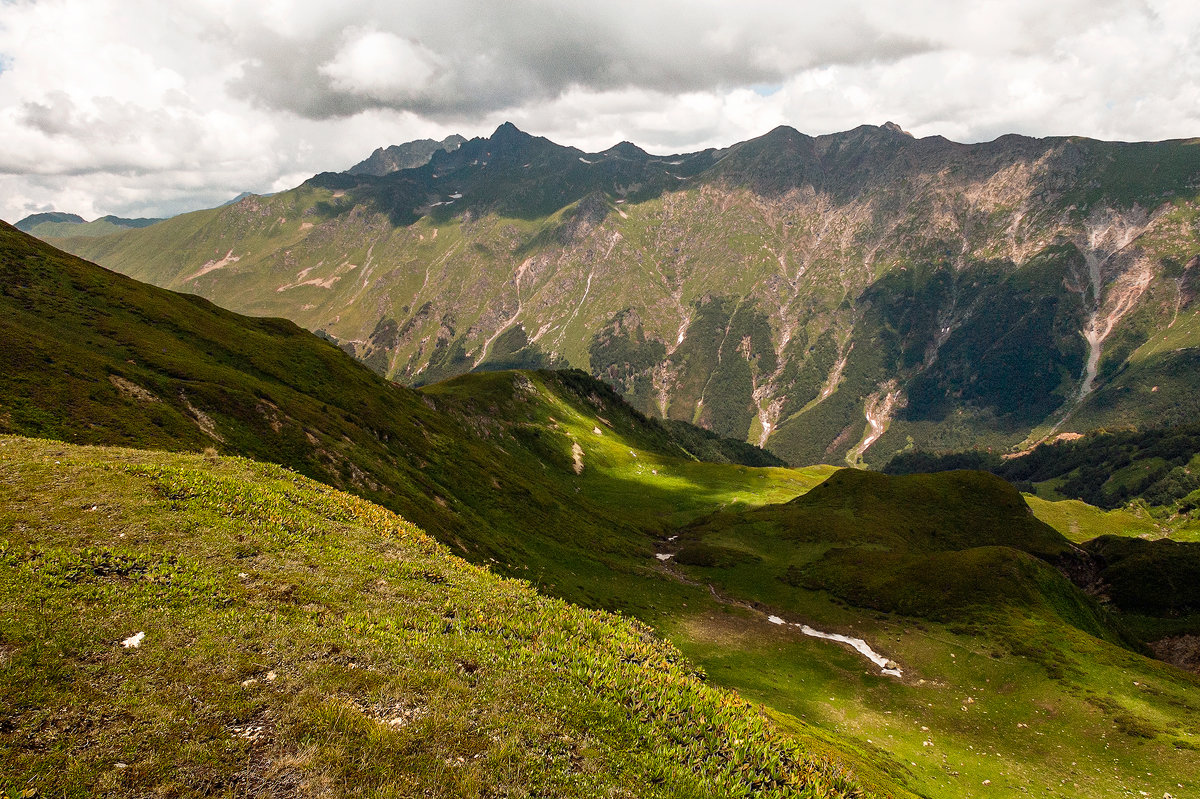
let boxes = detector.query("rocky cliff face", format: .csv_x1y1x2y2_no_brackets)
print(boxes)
346,134,467,177
54,123,1200,465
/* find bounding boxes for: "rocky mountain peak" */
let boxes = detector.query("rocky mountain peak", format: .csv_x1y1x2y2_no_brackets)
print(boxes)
347,134,466,177
604,141,649,159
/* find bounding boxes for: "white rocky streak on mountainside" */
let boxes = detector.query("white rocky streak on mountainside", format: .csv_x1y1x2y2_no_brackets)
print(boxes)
1074,207,1156,400
847,383,903,465
187,249,239,281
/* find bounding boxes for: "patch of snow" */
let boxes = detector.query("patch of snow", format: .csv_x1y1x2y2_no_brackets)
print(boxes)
655,553,673,561
592,426,602,435
768,615,786,625
579,157,594,164
796,624,901,676
122,631,145,648
450,193,462,199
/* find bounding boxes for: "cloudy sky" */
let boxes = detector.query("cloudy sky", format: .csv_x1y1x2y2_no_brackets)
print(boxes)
2,0,1199,223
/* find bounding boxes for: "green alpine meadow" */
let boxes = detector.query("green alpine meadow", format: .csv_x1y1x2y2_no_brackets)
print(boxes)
3,217,1200,798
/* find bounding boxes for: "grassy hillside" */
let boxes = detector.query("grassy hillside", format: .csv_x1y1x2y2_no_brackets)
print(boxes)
885,425,1200,540
7,224,1200,796
675,470,1115,636
655,470,1200,798
0,220,795,618
0,437,878,798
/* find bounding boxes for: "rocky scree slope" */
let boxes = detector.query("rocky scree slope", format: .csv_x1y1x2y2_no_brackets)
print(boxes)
53,123,1200,466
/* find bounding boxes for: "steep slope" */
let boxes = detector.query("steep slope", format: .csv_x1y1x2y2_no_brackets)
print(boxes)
8,224,1200,796
0,221,796,617
53,123,1200,464
0,437,879,798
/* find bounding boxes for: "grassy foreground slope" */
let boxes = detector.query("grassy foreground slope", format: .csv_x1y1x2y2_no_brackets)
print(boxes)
0,437,882,799
0,213,910,795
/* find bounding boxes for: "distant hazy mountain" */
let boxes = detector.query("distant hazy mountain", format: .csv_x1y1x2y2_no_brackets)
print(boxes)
347,133,467,176
52,122,1200,465
18,212,163,238
14,211,85,230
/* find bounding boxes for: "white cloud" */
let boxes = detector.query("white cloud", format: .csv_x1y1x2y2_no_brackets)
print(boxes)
320,29,440,102
0,0,1198,224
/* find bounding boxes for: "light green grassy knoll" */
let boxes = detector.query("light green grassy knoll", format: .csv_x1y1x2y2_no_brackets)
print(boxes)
0,437,881,799
1025,495,1163,543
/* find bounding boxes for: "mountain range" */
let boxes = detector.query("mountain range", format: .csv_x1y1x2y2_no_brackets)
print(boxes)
40,122,1200,468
